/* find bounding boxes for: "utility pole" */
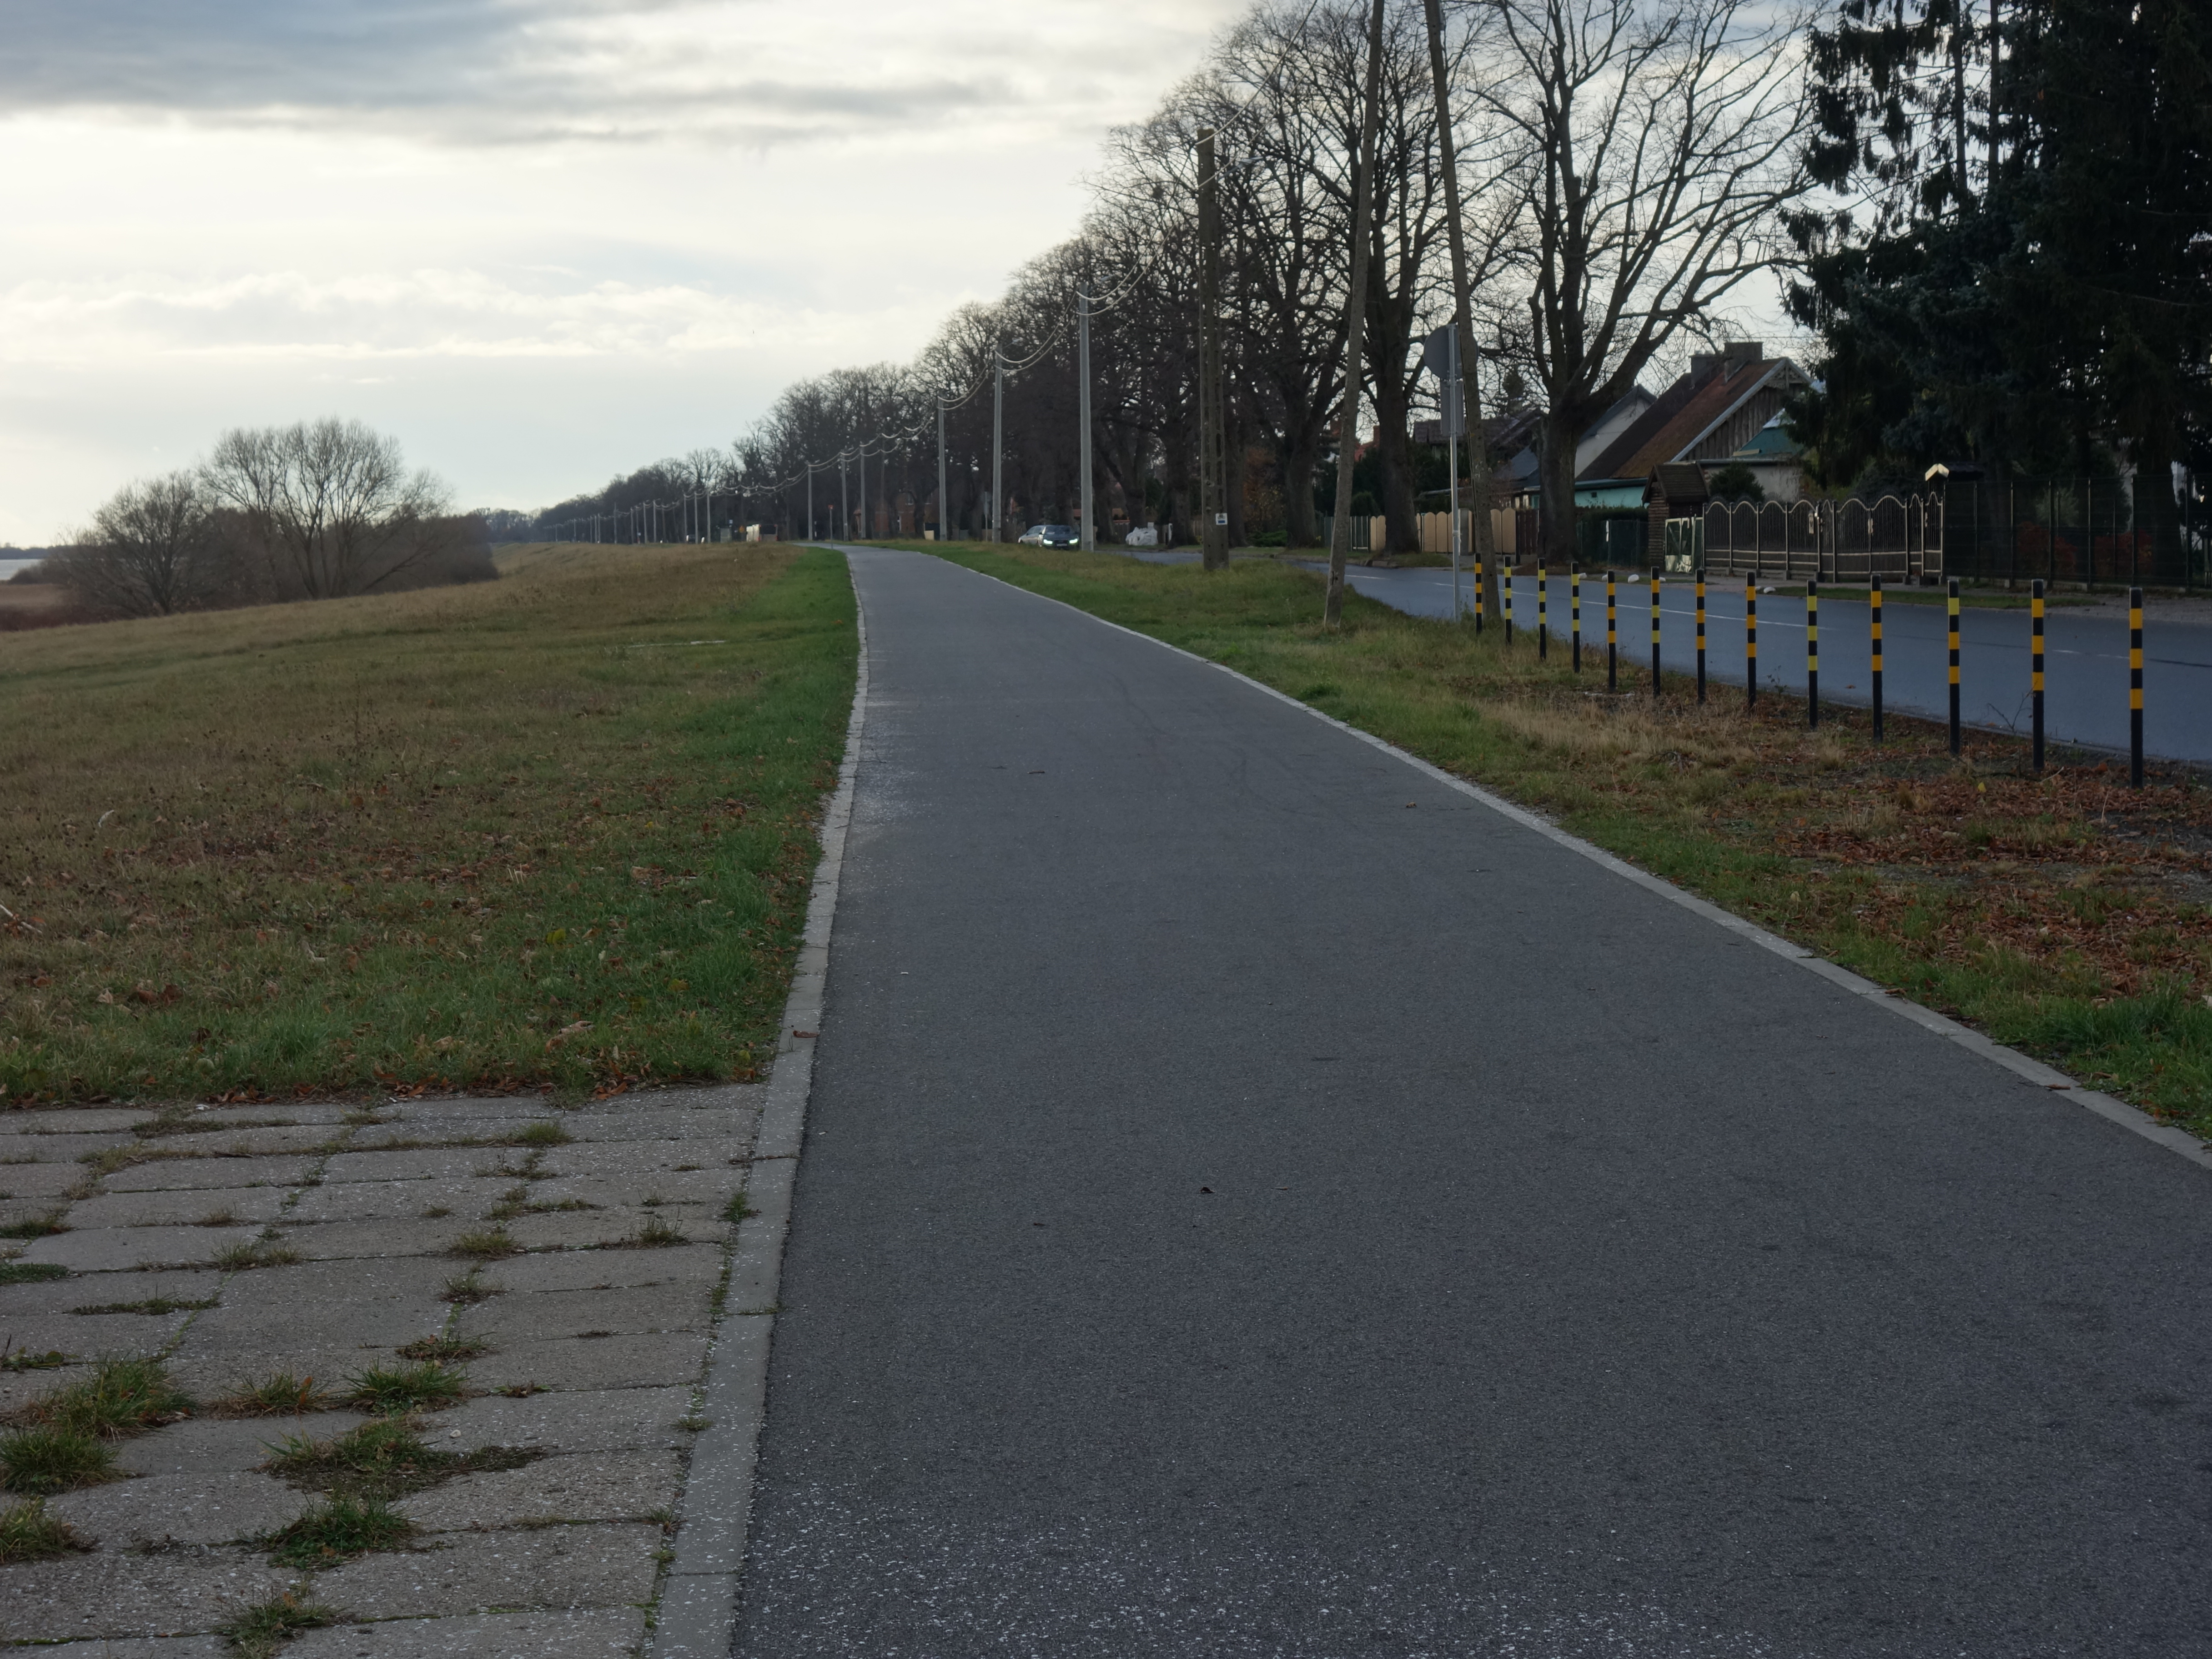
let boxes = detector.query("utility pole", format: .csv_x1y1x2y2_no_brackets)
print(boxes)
1079,290,1095,552
992,353,1005,542
806,464,814,541
1325,0,1389,625
938,399,949,543
1197,127,1228,571
859,444,868,540
840,452,850,542
1424,0,1495,623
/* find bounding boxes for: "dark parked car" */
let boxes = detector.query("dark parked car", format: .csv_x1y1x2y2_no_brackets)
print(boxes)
1018,524,1081,548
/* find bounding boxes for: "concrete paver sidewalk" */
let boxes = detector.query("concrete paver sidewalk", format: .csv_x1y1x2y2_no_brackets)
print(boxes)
1,1085,759,1654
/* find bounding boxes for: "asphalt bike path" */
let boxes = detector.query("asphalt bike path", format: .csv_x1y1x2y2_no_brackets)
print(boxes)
733,546,2211,1657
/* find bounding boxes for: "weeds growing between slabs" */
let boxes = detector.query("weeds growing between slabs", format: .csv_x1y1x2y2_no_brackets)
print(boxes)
913,541,2212,1142
0,544,857,1104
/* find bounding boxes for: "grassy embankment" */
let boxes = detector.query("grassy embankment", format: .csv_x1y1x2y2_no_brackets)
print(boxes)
907,539,2212,1142
1,544,856,1104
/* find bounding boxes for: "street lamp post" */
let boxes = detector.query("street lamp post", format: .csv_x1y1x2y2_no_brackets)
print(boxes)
992,352,1005,542
1079,289,1095,552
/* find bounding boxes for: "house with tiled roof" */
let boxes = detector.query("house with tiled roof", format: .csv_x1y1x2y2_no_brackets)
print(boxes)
1497,342,1812,556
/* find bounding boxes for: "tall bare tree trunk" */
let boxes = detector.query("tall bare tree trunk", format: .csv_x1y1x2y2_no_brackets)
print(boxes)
1326,0,1391,625
1422,0,1499,618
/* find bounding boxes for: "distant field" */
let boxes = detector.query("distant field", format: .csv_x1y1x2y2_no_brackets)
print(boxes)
0,543,857,1104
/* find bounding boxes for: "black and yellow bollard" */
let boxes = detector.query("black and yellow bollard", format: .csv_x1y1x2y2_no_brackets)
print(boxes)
1538,564,1548,660
1649,568,1662,695
1504,563,1514,646
1473,558,1485,635
1947,577,1961,756
1695,570,1707,704
2130,586,2144,787
1572,570,1582,672
1870,574,1885,743
1745,577,1758,711
1606,570,1618,691
1806,578,1820,729
2030,578,2045,770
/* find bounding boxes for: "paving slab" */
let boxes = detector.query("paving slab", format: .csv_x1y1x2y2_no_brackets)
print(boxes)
46,1467,319,1547
286,1181,506,1225
287,1608,648,1659
467,1332,709,1394
396,1449,684,1531
0,1131,139,1162
322,1150,529,1185
532,1141,751,1179
0,1266,220,1315
66,1186,292,1229
265,1218,480,1262
3,1543,294,1640
136,1125,340,1156
307,1523,661,1619
23,1224,262,1272
527,1172,741,1209
435,1385,695,1455
165,1351,406,1403
114,1413,373,1476
503,1212,722,1254
0,1109,154,1135
0,1363,96,1412
491,1243,721,1295
557,1109,752,1143
177,1292,444,1354
0,1160,101,1197
104,1155,320,1192
26,1639,232,1658
0,1309,193,1357
453,1284,706,1347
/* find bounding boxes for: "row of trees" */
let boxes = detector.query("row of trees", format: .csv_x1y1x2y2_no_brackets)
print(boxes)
522,0,2207,571
50,419,493,620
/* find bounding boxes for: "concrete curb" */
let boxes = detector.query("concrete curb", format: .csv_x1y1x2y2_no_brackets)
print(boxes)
651,554,869,1655
937,550,2212,1177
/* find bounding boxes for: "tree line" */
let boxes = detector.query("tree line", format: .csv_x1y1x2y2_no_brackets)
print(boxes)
44,420,494,620
523,0,2207,570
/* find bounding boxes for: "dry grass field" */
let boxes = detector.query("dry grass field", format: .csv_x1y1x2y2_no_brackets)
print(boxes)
1,543,857,1105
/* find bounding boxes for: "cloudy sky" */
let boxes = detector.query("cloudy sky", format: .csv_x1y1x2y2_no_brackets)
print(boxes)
0,0,1244,544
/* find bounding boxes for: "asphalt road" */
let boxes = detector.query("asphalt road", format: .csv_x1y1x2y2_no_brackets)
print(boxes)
734,545,2212,1658
1277,558,2212,765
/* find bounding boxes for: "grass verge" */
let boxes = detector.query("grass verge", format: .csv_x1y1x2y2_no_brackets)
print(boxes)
910,540,2212,1142
1,543,858,1104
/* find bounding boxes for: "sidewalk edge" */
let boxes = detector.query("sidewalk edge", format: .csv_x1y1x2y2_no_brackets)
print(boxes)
941,552,2211,1176
651,551,869,1655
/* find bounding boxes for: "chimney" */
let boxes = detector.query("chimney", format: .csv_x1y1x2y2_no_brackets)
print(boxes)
1690,352,1720,387
1723,341,1763,375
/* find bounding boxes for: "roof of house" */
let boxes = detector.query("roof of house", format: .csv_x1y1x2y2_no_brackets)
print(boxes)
1731,416,1798,460
1576,347,1808,484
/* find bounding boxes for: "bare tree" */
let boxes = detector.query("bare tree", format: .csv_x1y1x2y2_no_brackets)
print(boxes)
54,471,221,618
1480,0,1809,565
202,418,453,598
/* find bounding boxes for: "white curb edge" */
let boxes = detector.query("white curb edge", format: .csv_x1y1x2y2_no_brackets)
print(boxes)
938,550,2212,1176
651,551,869,1655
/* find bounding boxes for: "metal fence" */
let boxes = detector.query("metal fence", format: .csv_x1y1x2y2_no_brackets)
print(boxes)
1690,496,1941,582
1934,476,2209,589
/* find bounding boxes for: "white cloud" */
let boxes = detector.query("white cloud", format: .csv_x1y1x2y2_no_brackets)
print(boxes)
0,0,1248,542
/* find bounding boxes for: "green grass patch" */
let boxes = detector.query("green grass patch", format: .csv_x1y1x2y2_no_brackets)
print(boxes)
208,1373,333,1418
911,540,2212,1143
261,1493,414,1567
0,1262,67,1285
0,1428,117,1493
10,1356,191,1438
343,1360,467,1414
0,1497,93,1562
395,1334,488,1362
0,543,857,1104
223,1592,339,1659
263,1416,539,1501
